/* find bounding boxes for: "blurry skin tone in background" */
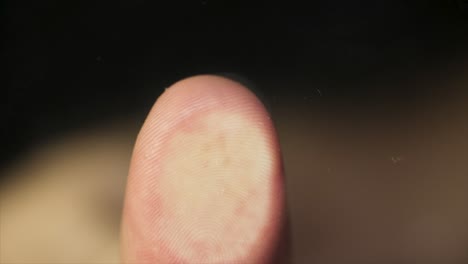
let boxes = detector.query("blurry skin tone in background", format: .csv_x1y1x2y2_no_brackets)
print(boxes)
1,71,468,263
1,121,136,263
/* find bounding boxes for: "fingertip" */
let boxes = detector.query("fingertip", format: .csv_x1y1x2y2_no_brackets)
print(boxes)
121,75,287,263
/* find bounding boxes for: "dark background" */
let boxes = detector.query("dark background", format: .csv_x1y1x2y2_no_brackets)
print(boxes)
5,0,468,173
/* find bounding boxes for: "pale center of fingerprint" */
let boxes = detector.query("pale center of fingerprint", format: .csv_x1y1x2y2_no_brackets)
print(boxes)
160,112,272,260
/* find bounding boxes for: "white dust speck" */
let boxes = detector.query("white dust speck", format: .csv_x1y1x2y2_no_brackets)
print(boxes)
391,156,403,163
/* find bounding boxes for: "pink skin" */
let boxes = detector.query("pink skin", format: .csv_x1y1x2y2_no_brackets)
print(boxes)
121,75,288,263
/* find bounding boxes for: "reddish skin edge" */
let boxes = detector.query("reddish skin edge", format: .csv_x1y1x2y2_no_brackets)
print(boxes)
121,75,289,263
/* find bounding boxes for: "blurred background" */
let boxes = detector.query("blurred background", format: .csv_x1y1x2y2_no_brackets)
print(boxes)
3,0,468,263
